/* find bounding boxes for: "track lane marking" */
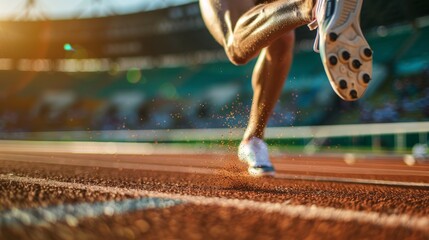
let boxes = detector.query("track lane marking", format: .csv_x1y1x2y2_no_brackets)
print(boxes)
275,173,429,187
274,163,429,177
0,154,215,174
0,197,182,227
1,154,429,188
2,152,428,178
1,174,428,233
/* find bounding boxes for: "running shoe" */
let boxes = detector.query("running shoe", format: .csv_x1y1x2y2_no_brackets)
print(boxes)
238,137,275,177
308,0,373,101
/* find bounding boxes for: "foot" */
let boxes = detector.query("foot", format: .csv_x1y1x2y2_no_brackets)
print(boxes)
238,137,275,177
309,0,373,101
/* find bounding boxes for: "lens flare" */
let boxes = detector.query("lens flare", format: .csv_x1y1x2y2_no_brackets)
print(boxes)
63,43,74,51
127,68,141,84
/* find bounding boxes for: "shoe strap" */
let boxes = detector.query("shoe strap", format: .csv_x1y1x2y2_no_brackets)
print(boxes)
307,0,323,53
313,31,320,53
307,19,318,31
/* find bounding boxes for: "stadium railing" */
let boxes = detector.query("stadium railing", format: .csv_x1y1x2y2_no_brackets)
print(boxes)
1,121,428,155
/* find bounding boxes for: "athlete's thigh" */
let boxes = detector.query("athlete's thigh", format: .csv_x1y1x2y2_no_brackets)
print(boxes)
199,0,255,46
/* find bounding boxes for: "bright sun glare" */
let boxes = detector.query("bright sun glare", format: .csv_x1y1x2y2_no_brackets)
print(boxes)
0,0,196,20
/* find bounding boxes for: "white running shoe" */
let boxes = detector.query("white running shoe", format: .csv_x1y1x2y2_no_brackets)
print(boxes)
308,0,373,101
238,137,275,177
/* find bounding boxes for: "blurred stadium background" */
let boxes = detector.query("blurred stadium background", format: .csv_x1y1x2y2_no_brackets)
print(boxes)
0,0,429,154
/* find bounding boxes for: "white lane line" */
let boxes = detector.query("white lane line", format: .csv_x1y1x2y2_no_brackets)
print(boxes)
0,197,182,227
275,173,429,188
1,175,428,233
1,154,428,188
0,154,215,175
274,163,429,177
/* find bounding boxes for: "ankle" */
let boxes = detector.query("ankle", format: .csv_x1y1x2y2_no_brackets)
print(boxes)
242,135,264,144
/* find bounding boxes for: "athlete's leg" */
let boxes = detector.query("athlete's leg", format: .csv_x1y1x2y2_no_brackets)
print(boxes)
200,0,313,64
200,0,307,176
238,34,295,176
243,31,294,141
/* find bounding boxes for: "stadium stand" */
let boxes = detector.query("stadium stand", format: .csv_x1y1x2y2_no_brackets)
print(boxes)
1,1,429,132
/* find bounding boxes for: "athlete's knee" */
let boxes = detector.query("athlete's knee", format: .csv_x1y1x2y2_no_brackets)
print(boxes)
225,45,249,65
224,39,256,66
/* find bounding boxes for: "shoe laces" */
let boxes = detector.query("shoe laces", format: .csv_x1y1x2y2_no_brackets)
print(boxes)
307,0,324,53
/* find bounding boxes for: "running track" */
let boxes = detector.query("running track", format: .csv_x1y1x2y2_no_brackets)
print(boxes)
0,141,428,239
